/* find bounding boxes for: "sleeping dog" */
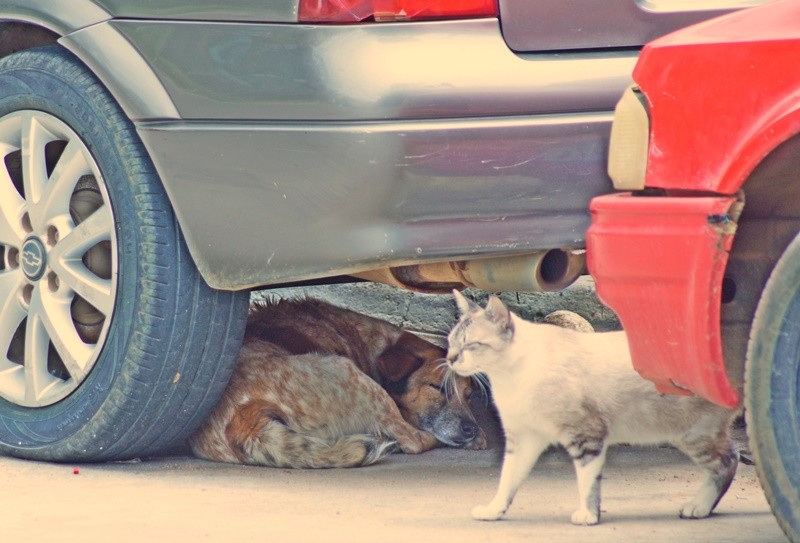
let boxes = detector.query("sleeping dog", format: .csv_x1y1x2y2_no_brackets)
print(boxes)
189,298,487,468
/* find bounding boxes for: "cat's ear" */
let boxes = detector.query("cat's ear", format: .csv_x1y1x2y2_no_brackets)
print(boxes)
485,295,515,337
453,289,479,315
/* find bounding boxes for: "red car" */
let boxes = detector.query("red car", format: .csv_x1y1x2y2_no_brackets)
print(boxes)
587,1,800,540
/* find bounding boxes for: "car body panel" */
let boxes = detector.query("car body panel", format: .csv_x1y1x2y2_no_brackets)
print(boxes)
589,0,800,407
0,0,109,33
60,23,180,121
0,2,762,294
110,19,636,121
498,0,765,52
91,0,298,22
588,194,740,407
635,0,800,196
139,113,612,289
74,17,637,289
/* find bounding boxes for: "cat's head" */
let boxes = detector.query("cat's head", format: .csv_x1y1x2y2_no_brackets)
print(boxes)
446,290,515,377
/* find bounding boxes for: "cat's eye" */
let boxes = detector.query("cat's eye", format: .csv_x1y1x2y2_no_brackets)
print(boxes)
464,342,488,351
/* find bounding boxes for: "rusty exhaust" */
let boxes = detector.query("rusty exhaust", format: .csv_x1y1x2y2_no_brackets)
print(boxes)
353,249,585,294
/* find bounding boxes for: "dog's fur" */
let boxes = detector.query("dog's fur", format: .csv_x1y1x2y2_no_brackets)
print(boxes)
189,298,487,468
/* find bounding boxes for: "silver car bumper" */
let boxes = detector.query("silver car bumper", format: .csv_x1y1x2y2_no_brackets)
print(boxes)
67,18,636,289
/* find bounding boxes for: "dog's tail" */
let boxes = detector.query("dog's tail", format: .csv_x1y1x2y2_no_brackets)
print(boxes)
249,421,397,468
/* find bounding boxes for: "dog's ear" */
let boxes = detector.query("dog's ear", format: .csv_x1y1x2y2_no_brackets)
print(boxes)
377,332,433,383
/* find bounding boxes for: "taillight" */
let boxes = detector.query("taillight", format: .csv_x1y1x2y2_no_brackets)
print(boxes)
298,0,498,23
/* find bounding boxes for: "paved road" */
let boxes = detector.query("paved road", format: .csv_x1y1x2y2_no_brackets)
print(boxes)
2,444,785,543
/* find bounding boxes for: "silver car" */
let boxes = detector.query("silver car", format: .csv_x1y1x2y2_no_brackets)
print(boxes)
0,0,763,461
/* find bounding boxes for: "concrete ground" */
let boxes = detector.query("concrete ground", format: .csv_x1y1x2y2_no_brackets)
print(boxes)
2,445,785,543
5,280,786,542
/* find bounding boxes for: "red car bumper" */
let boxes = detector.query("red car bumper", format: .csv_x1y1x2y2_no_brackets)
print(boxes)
587,193,740,408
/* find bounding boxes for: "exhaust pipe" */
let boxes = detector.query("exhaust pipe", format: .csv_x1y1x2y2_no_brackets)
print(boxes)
353,249,585,294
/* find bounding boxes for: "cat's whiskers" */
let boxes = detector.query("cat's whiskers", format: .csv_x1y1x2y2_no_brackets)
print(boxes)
447,369,462,404
438,358,468,405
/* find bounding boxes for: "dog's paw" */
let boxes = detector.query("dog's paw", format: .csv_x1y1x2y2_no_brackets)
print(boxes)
471,504,505,521
679,501,712,519
465,431,488,450
571,508,600,526
396,430,438,454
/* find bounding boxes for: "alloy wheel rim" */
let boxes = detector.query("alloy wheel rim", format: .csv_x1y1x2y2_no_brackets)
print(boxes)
0,110,117,407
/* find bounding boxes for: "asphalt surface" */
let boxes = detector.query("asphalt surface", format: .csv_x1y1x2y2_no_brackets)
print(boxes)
2,441,786,543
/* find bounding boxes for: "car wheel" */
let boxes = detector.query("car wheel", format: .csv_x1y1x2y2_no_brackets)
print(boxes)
0,45,249,461
746,231,800,542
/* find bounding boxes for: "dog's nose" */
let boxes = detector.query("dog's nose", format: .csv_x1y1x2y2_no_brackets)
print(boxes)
460,420,479,440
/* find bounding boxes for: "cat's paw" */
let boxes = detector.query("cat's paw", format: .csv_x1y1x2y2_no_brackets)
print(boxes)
571,508,600,526
471,504,506,521
679,501,713,519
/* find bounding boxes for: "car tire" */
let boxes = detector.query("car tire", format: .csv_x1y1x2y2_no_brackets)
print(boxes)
0,45,249,461
745,231,800,543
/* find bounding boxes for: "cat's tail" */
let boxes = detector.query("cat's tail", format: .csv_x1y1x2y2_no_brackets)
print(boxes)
243,420,397,468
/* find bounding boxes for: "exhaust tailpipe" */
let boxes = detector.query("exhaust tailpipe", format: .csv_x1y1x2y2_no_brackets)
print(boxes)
353,249,585,294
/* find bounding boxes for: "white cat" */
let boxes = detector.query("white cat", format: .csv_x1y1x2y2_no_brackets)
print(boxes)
446,291,739,526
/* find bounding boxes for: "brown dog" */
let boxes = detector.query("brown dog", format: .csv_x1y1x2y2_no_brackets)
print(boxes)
189,298,487,468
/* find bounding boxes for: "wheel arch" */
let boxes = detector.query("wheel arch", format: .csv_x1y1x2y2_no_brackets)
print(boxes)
0,8,194,294
0,0,108,36
0,2,179,122
721,130,800,392
716,104,800,195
